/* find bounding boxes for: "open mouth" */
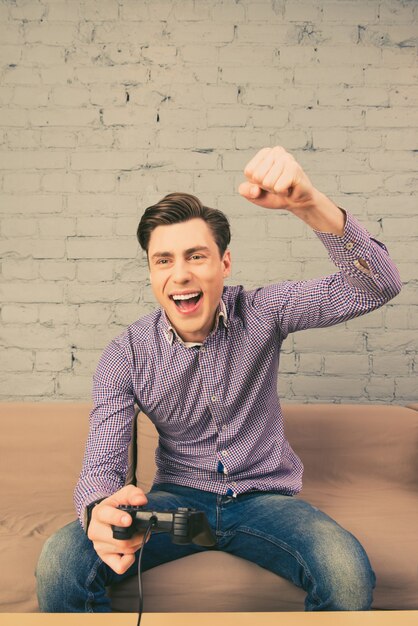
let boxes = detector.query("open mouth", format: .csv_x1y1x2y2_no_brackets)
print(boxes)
170,291,203,313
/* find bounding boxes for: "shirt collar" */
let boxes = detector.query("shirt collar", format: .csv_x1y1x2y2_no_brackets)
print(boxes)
162,299,228,346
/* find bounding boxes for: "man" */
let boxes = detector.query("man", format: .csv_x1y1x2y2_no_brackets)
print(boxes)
36,146,401,612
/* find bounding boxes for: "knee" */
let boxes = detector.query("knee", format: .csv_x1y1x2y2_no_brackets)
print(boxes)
310,534,376,611
36,520,93,611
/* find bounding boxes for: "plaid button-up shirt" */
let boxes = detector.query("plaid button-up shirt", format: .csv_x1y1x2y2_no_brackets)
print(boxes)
75,211,401,527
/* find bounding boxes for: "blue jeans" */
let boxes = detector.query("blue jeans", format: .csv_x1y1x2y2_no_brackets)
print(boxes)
36,483,375,612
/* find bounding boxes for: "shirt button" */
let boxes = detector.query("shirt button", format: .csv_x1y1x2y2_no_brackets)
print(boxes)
232,482,237,487
211,395,217,402
222,425,227,431
345,242,354,250
221,450,228,457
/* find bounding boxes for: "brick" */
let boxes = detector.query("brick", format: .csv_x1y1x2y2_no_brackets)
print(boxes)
90,86,127,107
370,151,418,172
365,67,418,86
339,174,383,193
33,240,66,259
0,348,33,372
365,378,395,403
0,323,67,349
40,66,75,85
0,194,62,214
78,304,112,325
76,64,149,85
294,327,365,352
76,261,114,282
39,304,77,325
324,354,370,375
2,257,38,281
297,353,322,374
94,21,163,45
115,127,156,150
229,216,266,240
51,86,91,107
24,23,78,45
40,130,77,148
42,172,79,193
367,330,417,352
112,304,143,326
13,85,49,107
372,354,410,376
79,172,117,192
322,2,377,22
291,376,366,401
379,1,415,23
221,66,293,85
251,108,289,128
6,129,42,148
1,305,38,324
0,150,67,169
70,325,126,350
0,24,24,45
384,174,418,193
292,107,363,128
0,281,64,303
77,217,114,237
3,173,41,193
383,217,418,237
71,150,146,171
0,373,54,398
35,351,72,372
30,108,99,127
46,1,81,21
71,349,102,375
317,86,388,107
56,373,92,398
2,217,38,238
349,130,382,149
120,1,150,21
21,44,64,66
0,44,22,65
0,108,28,127
312,130,348,149
385,129,418,150
208,107,249,128
294,66,363,86
9,1,45,21
2,66,41,85
39,260,76,281
67,194,137,215
395,377,418,402
180,45,219,65
67,237,138,259
247,2,285,22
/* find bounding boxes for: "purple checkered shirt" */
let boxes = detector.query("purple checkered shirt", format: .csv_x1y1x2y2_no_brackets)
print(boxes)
74,211,401,527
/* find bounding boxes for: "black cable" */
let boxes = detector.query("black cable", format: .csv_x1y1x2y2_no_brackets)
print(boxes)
136,517,157,626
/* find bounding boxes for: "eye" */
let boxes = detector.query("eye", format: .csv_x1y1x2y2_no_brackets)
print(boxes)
156,258,169,265
190,254,204,261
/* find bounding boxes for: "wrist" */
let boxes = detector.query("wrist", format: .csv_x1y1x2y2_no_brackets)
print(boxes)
290,189,346,236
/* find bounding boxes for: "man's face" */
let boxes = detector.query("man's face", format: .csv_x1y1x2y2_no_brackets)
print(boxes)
148,218,231,343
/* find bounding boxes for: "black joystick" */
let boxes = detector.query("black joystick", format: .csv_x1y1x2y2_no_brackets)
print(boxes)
112,506,217,547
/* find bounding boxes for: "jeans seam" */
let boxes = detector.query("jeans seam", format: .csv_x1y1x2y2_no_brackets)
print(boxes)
237,525,322,606
85,556,104,613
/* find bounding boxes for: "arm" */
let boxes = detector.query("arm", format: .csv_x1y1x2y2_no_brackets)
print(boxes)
239,147,402,336
74,336,148,574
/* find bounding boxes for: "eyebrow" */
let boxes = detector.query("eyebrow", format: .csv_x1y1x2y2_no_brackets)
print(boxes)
150,246,211,260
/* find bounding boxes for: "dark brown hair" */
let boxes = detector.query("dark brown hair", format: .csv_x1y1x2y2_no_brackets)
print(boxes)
137,192,231,257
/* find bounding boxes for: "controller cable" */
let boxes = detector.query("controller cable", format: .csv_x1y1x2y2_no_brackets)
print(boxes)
136,516,157,626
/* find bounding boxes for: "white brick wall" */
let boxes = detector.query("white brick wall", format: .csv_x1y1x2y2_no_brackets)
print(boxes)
0,0,416,404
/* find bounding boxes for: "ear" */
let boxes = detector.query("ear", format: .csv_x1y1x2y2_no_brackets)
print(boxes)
222,250,231,278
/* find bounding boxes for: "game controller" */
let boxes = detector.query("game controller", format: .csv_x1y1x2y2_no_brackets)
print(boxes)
112,506,217,546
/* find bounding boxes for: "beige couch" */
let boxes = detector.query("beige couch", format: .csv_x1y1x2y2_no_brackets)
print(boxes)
1,402,417,613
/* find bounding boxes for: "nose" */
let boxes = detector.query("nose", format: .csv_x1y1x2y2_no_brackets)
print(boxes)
172,259,192,284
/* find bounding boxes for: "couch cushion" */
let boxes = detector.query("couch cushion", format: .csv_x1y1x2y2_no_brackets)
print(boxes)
0,402,91,611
